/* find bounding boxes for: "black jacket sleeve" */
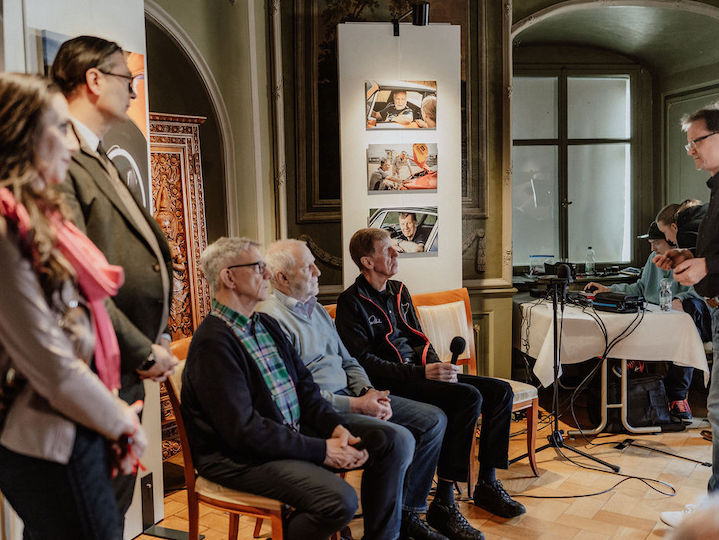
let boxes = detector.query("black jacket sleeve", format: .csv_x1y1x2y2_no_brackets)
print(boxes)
335,289,426,383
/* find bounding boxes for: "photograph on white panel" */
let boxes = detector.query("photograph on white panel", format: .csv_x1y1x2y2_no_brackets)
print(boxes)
367,143,438,192
369,207,438,255
365,80,436,129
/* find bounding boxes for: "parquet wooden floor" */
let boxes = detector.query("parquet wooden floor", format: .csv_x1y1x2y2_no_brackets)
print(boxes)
137,410,712,540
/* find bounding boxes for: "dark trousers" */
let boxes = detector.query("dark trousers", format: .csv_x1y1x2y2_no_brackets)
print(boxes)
0,427,122,540
342,394,447,514
112,402,142,519
199,455,358,540
384,374,513,482
663,297,712,400
664,364,694,401
339,409,415,538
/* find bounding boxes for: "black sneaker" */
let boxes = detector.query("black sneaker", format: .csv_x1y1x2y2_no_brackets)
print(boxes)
472,479,526,518
400,511,448,540
426,501,484,540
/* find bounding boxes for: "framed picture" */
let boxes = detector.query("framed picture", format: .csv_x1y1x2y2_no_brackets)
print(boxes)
368,207,439,256
367,143,438,192
365,80,436,130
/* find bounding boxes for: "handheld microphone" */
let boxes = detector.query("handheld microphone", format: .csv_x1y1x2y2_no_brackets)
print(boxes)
449,336,466,365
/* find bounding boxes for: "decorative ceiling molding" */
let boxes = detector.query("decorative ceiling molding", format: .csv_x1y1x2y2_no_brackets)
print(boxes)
513,0,719,38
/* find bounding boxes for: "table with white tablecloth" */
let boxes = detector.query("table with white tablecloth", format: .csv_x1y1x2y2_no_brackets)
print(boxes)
514,297,710,433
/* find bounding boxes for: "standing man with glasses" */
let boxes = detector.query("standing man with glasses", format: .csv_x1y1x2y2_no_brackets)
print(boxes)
183,237,408,540
655,105,719,528
51,35,178,526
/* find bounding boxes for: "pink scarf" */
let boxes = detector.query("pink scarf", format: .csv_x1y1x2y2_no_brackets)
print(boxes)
0,187,124,392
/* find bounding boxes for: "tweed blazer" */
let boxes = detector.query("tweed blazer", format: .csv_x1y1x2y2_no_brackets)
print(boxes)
54,130,173,404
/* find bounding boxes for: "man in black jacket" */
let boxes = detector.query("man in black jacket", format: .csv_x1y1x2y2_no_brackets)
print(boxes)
336,228,525,540
655,106,719,528
182,236,412,540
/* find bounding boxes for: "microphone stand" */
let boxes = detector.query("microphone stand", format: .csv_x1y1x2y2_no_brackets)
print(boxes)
512,277,619,472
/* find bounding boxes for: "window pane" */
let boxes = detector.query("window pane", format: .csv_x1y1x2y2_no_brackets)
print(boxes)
567,144,631,263
568,77,630,139
512,77,558,139
512,146,559,266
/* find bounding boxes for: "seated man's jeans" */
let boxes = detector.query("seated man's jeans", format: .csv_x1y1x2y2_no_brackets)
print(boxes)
342,394,447,513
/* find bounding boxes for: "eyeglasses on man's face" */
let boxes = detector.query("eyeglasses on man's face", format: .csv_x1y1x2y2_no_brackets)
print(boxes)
97,69,137,93
685,132,719,152
226,260,268,275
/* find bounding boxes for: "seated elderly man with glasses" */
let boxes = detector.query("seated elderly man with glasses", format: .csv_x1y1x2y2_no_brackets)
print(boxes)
180,237,412,540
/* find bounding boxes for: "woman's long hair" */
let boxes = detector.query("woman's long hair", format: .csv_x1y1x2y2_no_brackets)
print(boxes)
0,73,73,297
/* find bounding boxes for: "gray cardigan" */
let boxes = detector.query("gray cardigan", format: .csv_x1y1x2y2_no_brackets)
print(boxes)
257,290,372,412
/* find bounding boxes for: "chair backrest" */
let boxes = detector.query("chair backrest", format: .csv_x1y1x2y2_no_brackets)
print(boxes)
323,303,337,319
411,287,476,375
165,339,197,494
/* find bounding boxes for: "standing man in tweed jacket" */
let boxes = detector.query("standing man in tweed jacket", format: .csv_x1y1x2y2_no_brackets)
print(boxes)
51,35,178,523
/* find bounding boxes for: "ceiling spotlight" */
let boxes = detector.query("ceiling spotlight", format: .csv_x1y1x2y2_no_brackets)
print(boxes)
393,1,430,37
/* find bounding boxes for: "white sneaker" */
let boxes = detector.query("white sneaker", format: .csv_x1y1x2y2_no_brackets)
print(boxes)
660,504,696,528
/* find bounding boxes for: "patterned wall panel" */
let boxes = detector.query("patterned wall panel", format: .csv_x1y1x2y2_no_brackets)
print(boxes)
150,113,211,340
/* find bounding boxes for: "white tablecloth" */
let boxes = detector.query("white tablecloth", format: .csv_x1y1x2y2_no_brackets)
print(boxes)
516,300,710,388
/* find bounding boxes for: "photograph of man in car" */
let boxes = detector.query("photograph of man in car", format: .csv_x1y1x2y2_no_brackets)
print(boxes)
371,90,418,125
393,212,430,253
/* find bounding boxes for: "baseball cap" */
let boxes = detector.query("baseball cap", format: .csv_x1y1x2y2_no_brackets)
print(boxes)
637,221,665,241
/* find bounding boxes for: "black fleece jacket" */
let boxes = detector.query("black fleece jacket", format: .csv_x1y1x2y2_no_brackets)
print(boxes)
180,312,344,472
335,275,439,389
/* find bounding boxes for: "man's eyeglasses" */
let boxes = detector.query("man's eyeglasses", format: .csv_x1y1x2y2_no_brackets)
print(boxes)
685,132,719,152
226,261,268,274
98,69,136,93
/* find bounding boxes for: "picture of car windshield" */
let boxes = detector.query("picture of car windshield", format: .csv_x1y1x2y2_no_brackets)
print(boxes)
367,143,438,192
369,207,439,256
365,80,437,130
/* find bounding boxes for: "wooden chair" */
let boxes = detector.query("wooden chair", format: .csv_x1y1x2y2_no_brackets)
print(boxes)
167,338,286,540
410,288,540,477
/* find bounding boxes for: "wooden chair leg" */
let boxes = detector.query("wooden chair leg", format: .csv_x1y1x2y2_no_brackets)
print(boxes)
526,398,539,476
228,513,240,540
187,496,200,540
467,425,479,494
253,517,264,538
270,512,285,540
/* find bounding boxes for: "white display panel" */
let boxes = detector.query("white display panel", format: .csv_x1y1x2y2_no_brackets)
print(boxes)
338,22,462,293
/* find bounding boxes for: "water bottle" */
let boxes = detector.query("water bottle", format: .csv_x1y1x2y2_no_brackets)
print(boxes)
585,246,596,275
660,278,672,311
